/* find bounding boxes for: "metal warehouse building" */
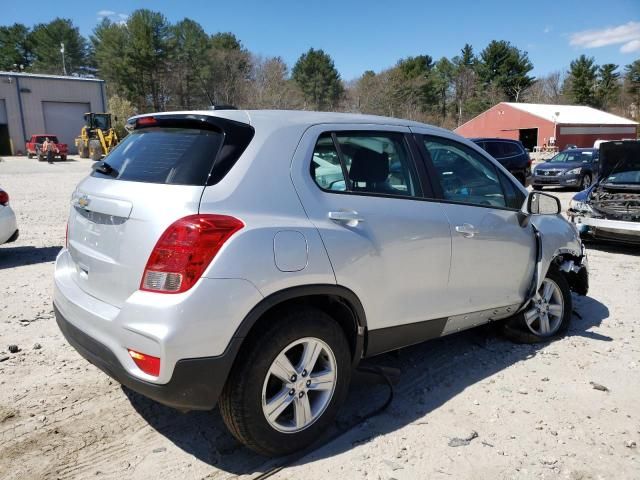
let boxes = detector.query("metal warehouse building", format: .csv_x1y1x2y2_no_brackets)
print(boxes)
0,72,106,155
455,102,638,151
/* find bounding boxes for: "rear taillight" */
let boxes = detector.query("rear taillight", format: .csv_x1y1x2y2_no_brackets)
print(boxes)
141,214,243,294
128,349,160,376
0,190,9,206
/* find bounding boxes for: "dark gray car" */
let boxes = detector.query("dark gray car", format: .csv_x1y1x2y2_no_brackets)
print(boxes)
532,149,599,191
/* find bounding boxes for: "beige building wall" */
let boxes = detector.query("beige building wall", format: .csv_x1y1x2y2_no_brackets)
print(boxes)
0,73,105,154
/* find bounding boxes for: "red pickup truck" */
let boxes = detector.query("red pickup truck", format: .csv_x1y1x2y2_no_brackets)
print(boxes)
25,135,68,161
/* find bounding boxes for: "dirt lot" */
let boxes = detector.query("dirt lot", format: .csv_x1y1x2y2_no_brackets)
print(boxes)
1,155,639,480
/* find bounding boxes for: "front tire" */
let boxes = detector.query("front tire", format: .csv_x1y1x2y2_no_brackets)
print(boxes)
580,173,592,190
219,307,351,456
503,267,572,343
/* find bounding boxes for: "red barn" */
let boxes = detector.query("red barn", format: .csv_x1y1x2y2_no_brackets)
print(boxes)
455,102,638,151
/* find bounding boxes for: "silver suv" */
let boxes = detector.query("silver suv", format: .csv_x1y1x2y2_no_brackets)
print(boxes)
54,110,589,456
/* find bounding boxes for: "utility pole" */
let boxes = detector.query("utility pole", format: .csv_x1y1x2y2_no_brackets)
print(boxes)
60,43,67,75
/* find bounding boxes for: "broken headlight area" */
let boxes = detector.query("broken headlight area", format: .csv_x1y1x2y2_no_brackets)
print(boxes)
589,189,640,222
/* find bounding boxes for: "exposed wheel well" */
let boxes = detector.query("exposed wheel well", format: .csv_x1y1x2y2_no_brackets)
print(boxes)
235,288,366,367
550,253,589,296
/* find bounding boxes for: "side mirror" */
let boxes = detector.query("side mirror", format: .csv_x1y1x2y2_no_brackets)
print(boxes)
527,191,561,215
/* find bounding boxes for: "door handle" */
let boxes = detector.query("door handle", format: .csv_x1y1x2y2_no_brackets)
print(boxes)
455,223,478,238
328,210,364,227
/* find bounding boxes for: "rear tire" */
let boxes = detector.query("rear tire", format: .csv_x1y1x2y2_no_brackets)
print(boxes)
532,185,543,191
60,155,67,161
503,267,572,344
219,307,351,456
27,152,33,159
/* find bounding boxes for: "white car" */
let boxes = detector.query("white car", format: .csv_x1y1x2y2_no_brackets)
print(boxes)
0,188,19,244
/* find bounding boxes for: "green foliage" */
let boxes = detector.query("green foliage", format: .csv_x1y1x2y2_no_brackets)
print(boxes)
625,60,640,105
567,55,598,106
170,19,211,108
91,19,131,97
29,18,88,74
292,48,343,110
4,13,632,125
478,40,534,102
108,94,136,138
204,32,251,106
596,63,620,109
0,23,32,71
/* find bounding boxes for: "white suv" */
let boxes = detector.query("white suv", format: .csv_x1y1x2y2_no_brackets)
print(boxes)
54,110,588,455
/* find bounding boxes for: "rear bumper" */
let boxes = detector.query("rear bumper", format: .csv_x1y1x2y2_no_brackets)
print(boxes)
55,304,240,410
53,248,264,409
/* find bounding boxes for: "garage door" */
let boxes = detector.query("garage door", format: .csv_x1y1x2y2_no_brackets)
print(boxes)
42,101,90,154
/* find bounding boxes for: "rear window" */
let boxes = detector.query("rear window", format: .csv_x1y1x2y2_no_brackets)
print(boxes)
91,128,223,185
35,136,58,143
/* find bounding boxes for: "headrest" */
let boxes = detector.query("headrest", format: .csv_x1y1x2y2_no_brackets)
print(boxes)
349,149,389,183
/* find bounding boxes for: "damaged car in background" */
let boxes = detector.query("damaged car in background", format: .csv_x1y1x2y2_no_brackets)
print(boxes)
568,140,640,245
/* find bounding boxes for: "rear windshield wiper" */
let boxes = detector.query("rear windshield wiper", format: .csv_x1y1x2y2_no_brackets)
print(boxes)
92,160,119,178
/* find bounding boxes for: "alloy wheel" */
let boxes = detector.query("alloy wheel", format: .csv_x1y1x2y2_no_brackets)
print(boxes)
523,278,565,337
261,337,337,433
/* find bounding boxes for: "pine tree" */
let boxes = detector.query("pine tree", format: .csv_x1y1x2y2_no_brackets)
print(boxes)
292,48,343,110
29,18,88,75
567,55,598,106
0,23,32,71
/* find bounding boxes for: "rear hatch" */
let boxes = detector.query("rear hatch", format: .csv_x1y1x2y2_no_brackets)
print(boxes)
67,114,254,307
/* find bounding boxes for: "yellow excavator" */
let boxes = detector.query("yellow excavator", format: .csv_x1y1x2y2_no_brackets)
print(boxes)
75,113,119,161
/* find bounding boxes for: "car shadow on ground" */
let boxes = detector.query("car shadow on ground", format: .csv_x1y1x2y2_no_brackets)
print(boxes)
0,245,62,269
124,294,609,475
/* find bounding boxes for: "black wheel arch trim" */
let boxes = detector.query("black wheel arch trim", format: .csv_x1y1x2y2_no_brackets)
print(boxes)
232,284,367,366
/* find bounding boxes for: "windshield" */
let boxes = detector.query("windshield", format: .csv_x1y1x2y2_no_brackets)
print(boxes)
548,151,595,163
602,170,640,185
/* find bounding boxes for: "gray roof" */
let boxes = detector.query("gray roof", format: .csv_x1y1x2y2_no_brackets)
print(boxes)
0,71,104,83
134,109,449,133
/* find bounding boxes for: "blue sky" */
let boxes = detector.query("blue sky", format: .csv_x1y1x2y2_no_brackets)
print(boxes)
3,0,639,80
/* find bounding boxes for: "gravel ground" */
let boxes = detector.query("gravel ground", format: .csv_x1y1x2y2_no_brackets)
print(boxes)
0,155,639,480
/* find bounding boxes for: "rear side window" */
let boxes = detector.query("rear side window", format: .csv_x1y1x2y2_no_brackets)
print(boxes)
502,142,522,156
484,141,504,158
92,128,222,185
311,134,347,191
310,131,421,197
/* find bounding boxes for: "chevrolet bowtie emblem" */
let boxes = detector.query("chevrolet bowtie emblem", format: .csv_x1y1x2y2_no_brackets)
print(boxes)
78,195,90,208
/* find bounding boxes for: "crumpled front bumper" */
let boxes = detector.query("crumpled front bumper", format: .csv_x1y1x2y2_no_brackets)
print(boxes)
568,211,640,244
